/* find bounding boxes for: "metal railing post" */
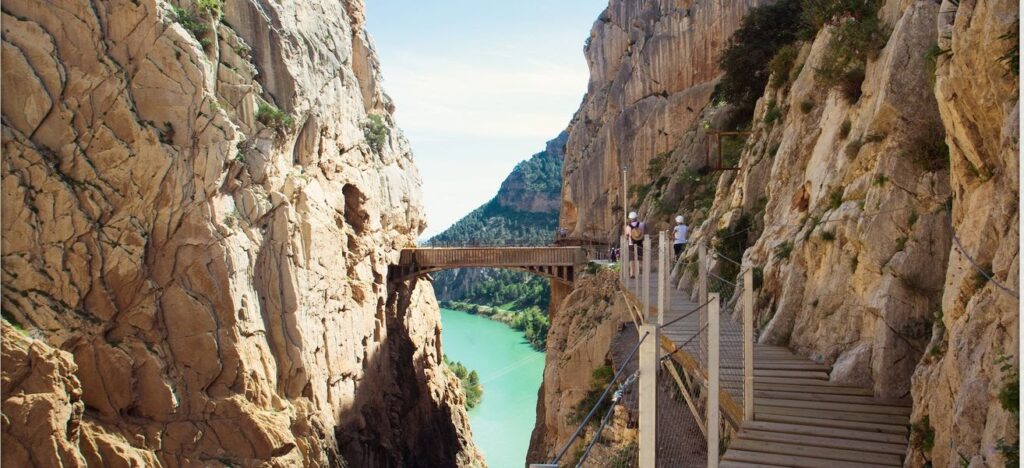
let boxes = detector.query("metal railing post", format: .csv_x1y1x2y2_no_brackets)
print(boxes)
743,267,754,421
708,293,720,468
621,235,629,285
642,235,652,316
639,324,658,468
658,231,667,326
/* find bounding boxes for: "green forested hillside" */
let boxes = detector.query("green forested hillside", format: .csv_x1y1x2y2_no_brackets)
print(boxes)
429,132,565,350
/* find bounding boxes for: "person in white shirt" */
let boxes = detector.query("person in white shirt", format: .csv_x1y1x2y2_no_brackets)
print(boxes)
673,215,688,257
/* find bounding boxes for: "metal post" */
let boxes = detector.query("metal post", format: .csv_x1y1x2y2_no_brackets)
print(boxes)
642,235,652,316
708,293,720,468
743,268,754,421
639,324,658,468
621,235,628,285
698,241,708,355
658,231,667,326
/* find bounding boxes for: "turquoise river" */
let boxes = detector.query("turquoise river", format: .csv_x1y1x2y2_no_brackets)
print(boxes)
440,308,546,468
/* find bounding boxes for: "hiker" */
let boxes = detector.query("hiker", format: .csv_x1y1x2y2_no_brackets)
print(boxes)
673,215,689,257
625,211,645,278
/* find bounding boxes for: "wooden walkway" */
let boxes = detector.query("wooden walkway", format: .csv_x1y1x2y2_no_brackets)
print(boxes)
624,271,911,468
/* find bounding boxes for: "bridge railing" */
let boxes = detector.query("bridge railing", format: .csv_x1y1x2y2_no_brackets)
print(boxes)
400,246,586,268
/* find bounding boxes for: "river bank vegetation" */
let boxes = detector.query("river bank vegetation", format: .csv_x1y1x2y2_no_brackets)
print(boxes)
441,301,550,351
444,355,483,409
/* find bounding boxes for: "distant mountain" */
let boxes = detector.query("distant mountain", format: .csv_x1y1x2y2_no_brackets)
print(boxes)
428,131,567,313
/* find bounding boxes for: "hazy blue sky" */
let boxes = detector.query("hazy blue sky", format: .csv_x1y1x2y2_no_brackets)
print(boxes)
365,0,607,238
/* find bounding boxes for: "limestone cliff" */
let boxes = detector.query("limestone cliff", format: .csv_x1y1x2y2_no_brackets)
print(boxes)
526,270,632,464
1,0,480,466
560,0,772,239
559,0,1018,466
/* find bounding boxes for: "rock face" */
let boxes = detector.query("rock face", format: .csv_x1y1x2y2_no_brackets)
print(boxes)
910,1,1019,466
1,0,480,466
526,271,631,463
558,0,1018,466
560,0,772,240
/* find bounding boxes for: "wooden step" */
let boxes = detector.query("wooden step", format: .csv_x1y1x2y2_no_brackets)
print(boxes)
722,449,897,468
720,461,786,468
738,429,908,455
755,382,876,396
756,413,908,435
727,439,902,466
754,370,830,379
755,377,853,386
754,390,908,405
756,405,909,425
742,420,908,445
756,398,912,415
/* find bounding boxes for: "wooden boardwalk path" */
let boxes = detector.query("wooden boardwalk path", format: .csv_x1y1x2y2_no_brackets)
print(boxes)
624,270,911,467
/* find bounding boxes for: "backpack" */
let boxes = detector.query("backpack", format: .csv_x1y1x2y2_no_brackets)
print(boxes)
628,222,644,241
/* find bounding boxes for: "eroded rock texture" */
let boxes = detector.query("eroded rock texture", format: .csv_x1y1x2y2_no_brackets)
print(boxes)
557,0,1018,466
0,0,480,466
560,0,772,239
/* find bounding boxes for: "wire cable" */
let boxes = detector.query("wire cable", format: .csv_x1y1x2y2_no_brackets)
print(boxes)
551,331,651,465
575,372,639,467
946,210,1019,299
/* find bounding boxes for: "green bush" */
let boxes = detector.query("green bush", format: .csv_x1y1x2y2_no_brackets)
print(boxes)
827,189,843,210
904,123,949,172
769,44,800,87
774,241,793,260
839,119,852,139
802,0,883,31
763,101,782,125
845,138,862,159
569,365,614,424
717,0,805,123
799,99,815,114
910,415,936,453
815,13,889,102
820,230,835,241
445,356,483,409
363,114,389,152
256,101,294,130
172,5,212,48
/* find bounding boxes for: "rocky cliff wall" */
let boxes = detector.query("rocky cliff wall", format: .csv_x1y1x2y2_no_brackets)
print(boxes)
560,0,772,240
526,270,631,463
560,0,1018,466
0,0,480,466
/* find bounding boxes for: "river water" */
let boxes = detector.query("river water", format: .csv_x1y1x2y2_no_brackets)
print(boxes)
440,308,546,468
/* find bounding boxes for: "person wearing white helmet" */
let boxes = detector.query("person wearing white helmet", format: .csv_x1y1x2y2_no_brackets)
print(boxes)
625,211,646,278
673,215,689,258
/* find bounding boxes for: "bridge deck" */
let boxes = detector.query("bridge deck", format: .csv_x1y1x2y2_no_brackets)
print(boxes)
625,271,910,467
391,246,586,284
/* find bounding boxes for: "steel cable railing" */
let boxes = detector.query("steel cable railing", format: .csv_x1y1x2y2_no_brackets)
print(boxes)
576,372,639,467
551,331,652,466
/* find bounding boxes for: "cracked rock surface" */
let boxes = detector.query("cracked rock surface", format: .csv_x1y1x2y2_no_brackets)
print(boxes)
1,0,481,466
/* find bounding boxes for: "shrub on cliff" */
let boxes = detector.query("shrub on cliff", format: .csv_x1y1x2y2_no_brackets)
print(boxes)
717,0,804,124
363,114,389,152
445,356,483,409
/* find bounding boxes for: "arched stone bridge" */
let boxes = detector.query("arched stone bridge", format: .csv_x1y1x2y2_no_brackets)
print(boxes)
389,246,588,284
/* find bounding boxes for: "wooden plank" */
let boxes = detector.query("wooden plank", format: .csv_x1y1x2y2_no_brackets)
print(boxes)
755,377,859,387
741,421,908,444
753,369,830,379
755,413,908,435
755,390,910,406
756,397,911,415
755,382,876,396
722,449,895,468
756,405,909,425
720,461,786,468
727,439,901,466
738,429,908,455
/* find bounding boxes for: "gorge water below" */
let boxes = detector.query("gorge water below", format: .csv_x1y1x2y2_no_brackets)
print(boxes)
440,308,546,468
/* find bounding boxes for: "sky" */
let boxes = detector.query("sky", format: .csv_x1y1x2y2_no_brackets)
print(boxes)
365,0,607,238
